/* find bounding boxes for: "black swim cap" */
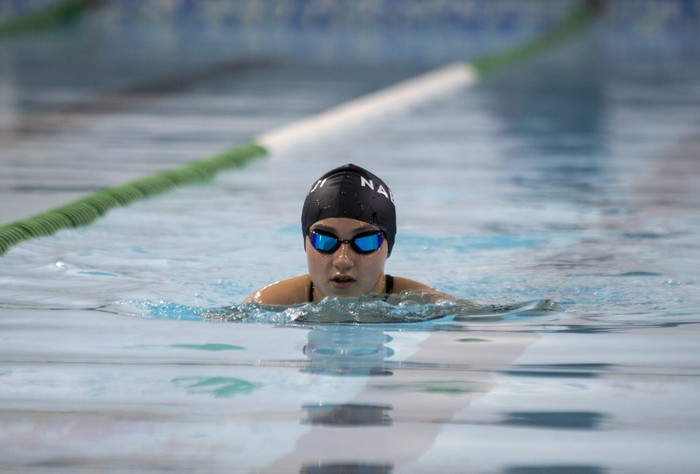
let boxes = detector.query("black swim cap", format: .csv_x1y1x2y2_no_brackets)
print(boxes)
301,164,397,255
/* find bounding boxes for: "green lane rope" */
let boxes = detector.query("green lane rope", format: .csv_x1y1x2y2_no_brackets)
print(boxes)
0,3,597,256
0,0,90,38
471,4,595,76
0,142,267,254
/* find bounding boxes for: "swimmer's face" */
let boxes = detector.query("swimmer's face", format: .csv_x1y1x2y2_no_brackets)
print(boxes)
306,217,388,300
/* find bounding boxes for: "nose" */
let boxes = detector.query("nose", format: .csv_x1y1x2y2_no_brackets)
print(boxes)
332,243,353,270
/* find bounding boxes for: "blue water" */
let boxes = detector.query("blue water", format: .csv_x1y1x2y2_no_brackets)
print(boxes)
1,2,700,472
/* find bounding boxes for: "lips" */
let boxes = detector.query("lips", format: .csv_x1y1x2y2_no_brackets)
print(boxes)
331,275,356,289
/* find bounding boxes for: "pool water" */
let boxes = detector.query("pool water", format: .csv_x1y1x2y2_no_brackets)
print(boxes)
2,3,700,473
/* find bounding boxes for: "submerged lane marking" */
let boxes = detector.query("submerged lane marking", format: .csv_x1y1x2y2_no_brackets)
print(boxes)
170,343,245,351
172,376,263,398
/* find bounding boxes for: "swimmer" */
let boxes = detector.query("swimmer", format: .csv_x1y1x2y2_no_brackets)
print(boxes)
245,164,454,305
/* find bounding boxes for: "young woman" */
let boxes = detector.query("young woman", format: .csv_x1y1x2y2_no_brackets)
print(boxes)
244,164,454,305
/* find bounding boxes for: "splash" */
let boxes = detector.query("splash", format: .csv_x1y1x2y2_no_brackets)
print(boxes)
204,296,559,324
108,295,559,324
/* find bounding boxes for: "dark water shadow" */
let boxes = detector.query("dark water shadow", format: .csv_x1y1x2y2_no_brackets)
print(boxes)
500,363,614,379
504,466,607,474
501,411,608,430
300,463,393,474
301,403,393,427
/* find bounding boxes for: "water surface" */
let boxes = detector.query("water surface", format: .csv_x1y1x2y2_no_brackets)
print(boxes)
1,4,700,473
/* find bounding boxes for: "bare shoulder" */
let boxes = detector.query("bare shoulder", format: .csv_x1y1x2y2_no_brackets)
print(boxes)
391,276,455,302
244,275,311,305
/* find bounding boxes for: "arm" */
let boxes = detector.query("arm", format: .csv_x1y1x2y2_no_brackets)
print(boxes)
391,276,456,303
243,274,311,305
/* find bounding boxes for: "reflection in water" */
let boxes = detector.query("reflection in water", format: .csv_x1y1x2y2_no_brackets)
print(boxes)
300,463,393,474
505,466,607,474
293,327,397,472
302,326,394,376
302,404,392,427
486,31,608,205
500,362,613,379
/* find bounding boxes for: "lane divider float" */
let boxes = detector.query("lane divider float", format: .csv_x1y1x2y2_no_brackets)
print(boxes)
0,0,90,38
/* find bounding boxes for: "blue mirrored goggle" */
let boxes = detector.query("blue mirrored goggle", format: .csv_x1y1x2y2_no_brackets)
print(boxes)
308,229,384,255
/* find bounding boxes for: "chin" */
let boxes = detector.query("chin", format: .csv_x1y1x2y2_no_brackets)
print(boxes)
327,287,362,298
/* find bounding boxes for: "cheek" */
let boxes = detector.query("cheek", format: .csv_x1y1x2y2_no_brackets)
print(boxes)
370,257,386,274
359,251,387,276
305,238,318,267
306,249,328,274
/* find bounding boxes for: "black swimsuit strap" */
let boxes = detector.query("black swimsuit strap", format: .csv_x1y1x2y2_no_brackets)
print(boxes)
308,274,393,302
